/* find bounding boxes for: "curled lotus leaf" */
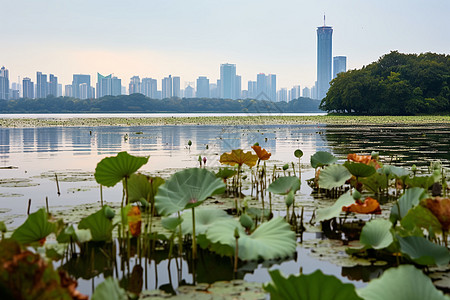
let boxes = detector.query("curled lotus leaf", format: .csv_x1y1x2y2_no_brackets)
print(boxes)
318,164,352,189
390,187,427,224
155,168,226,216
78,206,115,242
342,197,381,215
268,176,300,195
344,161,376,178
347,153,372,165
424,197,450,231
94,152,149,187
128,173,164,205
310,151,338,169
359,219,393,250
215,167,238,180
398,235,450,267
11,208,56,245
181,208,232,235
219,149,258,168
315,191,355,223
251,145,271,160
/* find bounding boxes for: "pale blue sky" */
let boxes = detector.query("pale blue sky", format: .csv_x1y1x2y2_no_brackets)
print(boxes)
2,0,449,89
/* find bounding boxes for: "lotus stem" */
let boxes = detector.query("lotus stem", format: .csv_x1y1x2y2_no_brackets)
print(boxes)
55,174,60,196
234,228,239,274
100,185,103,207
192,207,197,260
45,196,49,213
27,198,31,215
292,162,296,176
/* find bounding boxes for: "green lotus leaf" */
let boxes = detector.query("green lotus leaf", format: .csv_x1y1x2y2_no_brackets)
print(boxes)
206,218,296,261
357,265,449,300
181,208,231,235
398,236,450,266
155,168,226,216
390,187,427,223
359,219,393,250
405,171,440,189
239,214,254,229
401,205,442,236
268,176,300,195
294,149,304,158
360,172,388,193
264,269,363,300
57,225,92,244
315,191,355,223
215,167,237,180
92,277,127,300
78,206,114,242
310,151,338,169
161,217,183,232
387,165,411,178
11,208,56,244
128,173,164,204
343,161,376,178
94,151,149,187
318,164,352,189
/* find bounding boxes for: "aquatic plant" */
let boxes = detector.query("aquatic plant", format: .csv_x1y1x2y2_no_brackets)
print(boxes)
11,208,57,245
78,206,115,242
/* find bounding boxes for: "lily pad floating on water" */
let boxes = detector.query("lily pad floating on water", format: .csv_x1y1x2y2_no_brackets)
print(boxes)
318,164,352,189
310,151,338,169
155,168,226,216
94,151,149,187
357,265,449,300
264,269,363,300
11,208,56,245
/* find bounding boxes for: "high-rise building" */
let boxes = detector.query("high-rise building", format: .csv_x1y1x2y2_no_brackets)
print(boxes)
142,78,158,98
57,84,63,97
184,85,195,98
129,76,141,94
64,85,73,97
277,88,287,102
97,73,121,98
209,83,218,98
36,72,48,98
256,73,268,100
289,85,301,101
268,74,276,102
48,74,58,97
23,77,34,99
79,83,89,99
220,63,236,99
172,76,181,98
0,67,10,100
235,75,242,99
317,19,333,100
162,76,172,99
196,76,210,98
333,56,347,79
248,81,257,99
302,87,311,98
72,74,91,99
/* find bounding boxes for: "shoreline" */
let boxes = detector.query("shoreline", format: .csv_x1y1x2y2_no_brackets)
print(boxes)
1,115,450,128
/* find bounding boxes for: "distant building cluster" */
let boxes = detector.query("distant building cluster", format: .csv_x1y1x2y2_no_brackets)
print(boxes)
0,19,346,101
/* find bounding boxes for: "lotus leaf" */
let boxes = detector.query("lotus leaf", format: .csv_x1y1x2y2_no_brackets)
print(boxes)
264,269,363,300
155,168,226,216
401,205,442,235
357,265,449,300
57,225,92,244
344,161,376,178
128,174,164,205
294,149,304,158
91,277,127,300
206,217,296,261
78,206,114,242
219,149,258,168
161,217,183,231
398,235,450,266
384,165,411,178
268,176,300,195
347,153,372,165
342,197,381,215
310,151,338,169
360,172,388,193
315,191,355,222
94,151,149,187
285,190,295,207
251,145,271,160
359,219,393,250
390,187,427,223
405,171,440,189
181,208,231,235
424,197,450,231
11,208,56,245
318,164,352,189
215,167,238,180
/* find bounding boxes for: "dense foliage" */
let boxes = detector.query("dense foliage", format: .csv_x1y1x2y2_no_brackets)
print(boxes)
0,94,321,113
320,51,450,115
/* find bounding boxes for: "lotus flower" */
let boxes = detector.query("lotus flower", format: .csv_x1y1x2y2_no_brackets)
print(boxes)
342,197,381,214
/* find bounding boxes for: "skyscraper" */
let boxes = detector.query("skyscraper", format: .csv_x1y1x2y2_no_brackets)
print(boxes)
333,56,347,79
36,72,48,98
316,19,333,100
220,63,236,99
172,76,181,98
97,73,121,98
142,78,158,98
129,76,141,94
0,66,10,100
72,74,91,99
256,73,268,100
162,76,172,99
247,81,257,99
23,77,34,99
196,76,210,98
268,74,276,102
235,75,242,99
48,74,58,97
302,87,311,98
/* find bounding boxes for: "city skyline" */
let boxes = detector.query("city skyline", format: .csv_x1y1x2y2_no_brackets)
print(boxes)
1,0,449,90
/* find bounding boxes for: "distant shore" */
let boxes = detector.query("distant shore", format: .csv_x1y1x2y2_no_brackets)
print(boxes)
1,115,450,128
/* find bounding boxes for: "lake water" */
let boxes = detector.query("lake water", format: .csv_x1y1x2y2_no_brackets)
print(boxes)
0,122,449,295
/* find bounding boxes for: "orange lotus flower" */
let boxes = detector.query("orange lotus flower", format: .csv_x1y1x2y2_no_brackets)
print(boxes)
219,149,258,168
251,145,271,161
424,197,450,231
347,153,381,169
342,197,381,214
127,206,142,237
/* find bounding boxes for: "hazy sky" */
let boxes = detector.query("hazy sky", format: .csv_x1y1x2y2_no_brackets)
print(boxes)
2,0,449,89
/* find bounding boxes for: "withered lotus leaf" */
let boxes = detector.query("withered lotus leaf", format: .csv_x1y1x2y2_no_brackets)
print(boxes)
127,206,142,237
251,145,271,160
425,197,450,231
342,197,382,214
347,153,381,169
220,149,258,168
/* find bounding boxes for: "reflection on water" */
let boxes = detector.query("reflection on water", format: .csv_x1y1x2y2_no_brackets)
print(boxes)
0,123,449,295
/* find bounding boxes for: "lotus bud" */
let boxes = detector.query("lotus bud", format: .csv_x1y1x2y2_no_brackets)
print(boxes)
371,151,379,160
352,190,362,201
239,214,254,230
203,157,207,165
283,164,289,171
285,190,295,208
